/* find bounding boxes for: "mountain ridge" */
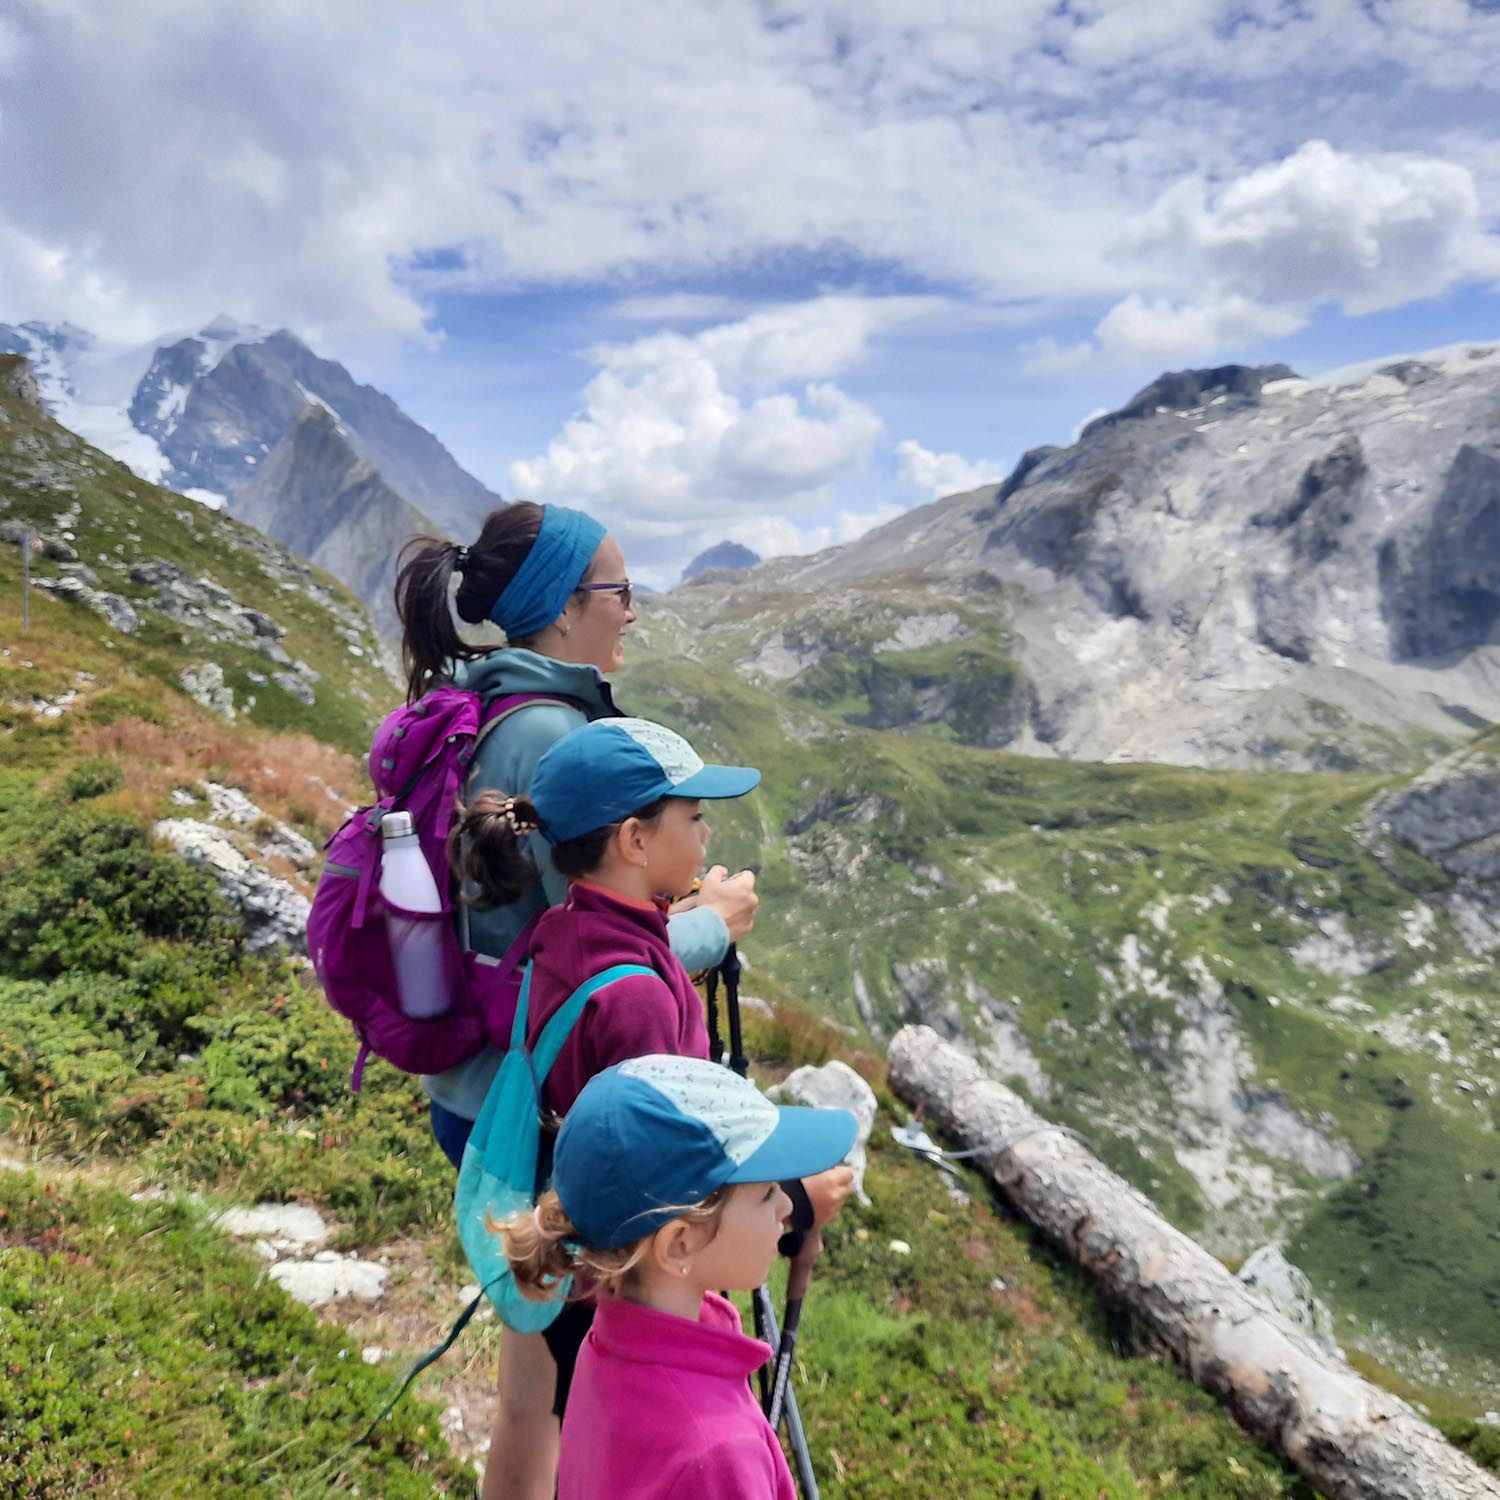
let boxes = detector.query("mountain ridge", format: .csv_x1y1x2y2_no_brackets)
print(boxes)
677,339,1500,772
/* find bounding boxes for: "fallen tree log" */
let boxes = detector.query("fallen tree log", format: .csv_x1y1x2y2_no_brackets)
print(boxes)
887,1024,1500,1500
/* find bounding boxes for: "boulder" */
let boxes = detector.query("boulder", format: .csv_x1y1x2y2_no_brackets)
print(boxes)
768,1059,878,1204
179,662,236,720
1235,1245,1341,1358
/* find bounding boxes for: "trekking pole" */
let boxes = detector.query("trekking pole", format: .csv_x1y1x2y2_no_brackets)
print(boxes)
719,942,749,1078
704,962,725,1068
766,1226,820,1432
754,1283,821,1500
707,943,823,1499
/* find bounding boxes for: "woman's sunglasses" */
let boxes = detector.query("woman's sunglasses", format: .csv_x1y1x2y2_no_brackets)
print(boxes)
576,580,633,607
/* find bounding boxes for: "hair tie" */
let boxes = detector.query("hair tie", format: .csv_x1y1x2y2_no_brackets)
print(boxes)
454,544,470,573
500,796,540,836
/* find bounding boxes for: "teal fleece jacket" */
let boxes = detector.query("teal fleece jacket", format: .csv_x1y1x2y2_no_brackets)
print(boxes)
421,647,730,1120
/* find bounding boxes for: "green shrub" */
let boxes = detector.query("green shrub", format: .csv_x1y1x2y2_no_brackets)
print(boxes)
60,755,124,800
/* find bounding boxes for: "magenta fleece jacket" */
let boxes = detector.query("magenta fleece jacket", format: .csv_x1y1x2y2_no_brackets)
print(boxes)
559,1292,795,1500
525,880,710,1119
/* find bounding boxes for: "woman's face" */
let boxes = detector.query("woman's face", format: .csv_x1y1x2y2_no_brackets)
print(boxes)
563,534,637,673
638,797,710,901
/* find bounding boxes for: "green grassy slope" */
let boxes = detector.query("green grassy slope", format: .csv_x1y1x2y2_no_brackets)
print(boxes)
0,353,393,757
616,599,1500,1411
0,677,1329,1497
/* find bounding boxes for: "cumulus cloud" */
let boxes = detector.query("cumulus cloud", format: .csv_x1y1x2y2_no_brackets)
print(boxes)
1027,140,1500,370
510,297,931,572
896,439,1008,500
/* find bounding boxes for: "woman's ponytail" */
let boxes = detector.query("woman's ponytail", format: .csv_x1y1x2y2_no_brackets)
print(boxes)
394,535,472,703
449,788,546,910
394,502,548,704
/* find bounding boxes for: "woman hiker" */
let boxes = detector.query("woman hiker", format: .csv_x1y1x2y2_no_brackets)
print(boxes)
394,503,760,1500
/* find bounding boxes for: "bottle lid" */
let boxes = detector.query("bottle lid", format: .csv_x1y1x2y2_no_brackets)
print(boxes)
381,810,416,839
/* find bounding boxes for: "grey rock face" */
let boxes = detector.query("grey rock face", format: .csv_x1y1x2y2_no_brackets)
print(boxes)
235,404,433,640
153,818,310,954
1381,443,1500,660
151,327,498,535
728,342,1500,769
1079,362,1296,439
0,355,44,411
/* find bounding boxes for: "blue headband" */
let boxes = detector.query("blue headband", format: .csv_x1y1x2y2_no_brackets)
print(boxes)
489,505,607,639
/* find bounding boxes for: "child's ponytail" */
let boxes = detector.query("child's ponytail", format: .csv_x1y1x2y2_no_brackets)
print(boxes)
500,1187,731,1301
449,789,545,909
501,1190,584,1302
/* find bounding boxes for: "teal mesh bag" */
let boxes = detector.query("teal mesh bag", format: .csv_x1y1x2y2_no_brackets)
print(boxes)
455,959,653,1332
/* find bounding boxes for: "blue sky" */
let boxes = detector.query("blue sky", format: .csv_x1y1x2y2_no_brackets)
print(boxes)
2,1,1499,584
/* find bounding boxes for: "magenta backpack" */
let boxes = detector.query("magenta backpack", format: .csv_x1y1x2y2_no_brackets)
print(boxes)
307,684,577,1090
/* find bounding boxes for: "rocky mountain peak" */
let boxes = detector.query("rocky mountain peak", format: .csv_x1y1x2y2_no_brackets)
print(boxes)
682,539,761,583
236,402,433,641
1080,361,1298,440
0,353,45,411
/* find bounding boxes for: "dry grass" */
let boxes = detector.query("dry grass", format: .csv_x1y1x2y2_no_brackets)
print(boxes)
78,715,365,840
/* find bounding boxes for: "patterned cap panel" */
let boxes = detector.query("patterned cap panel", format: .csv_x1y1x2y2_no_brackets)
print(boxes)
616,1054,778,1168
610,718,706,786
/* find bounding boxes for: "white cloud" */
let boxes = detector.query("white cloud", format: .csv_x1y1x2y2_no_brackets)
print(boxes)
1126,140,1500,315
723,503,908,564
4,4,1498,352
1026,140,1500,370
609,293,746,324
896,439,1007,500
510,298,922,569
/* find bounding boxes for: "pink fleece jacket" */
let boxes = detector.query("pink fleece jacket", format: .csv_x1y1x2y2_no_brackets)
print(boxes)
559,1291,795,1500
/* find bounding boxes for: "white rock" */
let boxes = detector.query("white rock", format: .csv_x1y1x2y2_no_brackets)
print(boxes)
152,819,310,953
269,1257,388,1307
361,1346,386,1365
214,1202,330,1249
887,1239,912,1256
768,1060,878,1205
1235,1245,1342,1358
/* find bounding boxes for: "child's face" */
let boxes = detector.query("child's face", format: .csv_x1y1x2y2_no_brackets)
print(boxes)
689,1180,793,1292
639,797,710,900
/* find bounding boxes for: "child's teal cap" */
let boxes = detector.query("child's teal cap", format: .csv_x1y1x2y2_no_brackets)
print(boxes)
552,1055,856,1250
531,717,759,845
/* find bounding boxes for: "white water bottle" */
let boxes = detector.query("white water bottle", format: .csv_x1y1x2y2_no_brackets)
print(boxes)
378,811,452,1019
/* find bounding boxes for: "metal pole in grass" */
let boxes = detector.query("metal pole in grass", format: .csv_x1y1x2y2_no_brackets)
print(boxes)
21,525,30,631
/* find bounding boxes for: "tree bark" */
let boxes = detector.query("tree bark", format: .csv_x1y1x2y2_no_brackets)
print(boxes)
887,1024,1500,1500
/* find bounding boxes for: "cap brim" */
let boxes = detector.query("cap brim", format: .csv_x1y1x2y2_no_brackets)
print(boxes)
671,763,761,800
727,1105,858,1185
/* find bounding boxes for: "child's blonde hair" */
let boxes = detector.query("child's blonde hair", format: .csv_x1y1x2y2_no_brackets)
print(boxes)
501,1186,730,1301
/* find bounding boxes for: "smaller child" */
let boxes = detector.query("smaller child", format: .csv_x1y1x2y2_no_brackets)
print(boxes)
505,1053,857,1500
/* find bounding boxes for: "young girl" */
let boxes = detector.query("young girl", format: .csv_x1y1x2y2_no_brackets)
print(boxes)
504,1053,858,1500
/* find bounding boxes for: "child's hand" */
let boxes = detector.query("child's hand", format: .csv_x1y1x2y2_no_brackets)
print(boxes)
693,864,759,941
801,1164,854,1227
